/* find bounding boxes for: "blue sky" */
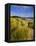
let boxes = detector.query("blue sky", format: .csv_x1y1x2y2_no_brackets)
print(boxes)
10,5,33,17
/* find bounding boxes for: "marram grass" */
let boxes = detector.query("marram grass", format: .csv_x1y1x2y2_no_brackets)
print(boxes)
10,16,33,41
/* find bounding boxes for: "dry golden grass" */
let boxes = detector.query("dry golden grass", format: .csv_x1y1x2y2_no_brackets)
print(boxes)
10,16,33,41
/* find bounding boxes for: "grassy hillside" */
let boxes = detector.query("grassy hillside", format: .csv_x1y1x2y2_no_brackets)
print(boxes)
10,16,34,41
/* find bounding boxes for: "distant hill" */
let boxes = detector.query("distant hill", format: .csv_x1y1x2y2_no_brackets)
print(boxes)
10,16,34,20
